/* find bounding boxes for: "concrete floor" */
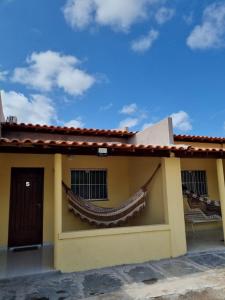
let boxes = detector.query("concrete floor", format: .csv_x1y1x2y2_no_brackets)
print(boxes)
186,228,225,253
0,245,54,279
1,249,225,299
1,231,225,299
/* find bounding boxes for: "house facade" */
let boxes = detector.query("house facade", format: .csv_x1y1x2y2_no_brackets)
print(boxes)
1,100,225,273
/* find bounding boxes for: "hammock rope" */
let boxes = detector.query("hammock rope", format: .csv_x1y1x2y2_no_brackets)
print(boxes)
63,163,161,227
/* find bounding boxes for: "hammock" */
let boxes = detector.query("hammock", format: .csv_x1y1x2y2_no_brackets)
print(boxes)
183,187,221,217
62,164,161,227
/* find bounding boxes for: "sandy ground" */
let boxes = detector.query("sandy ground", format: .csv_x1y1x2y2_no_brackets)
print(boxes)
88,269,225,300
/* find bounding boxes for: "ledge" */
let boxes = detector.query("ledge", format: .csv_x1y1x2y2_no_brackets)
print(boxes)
58,224,170,240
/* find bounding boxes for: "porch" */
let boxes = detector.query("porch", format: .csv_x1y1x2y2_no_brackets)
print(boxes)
0,152,187,274
180,158,225,253
2,151,225,274
0,245,53,279
187,229,224,253
56,154,187,272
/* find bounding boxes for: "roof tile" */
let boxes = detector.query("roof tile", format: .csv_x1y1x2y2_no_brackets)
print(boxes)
2,122,135,137
174,134,225,143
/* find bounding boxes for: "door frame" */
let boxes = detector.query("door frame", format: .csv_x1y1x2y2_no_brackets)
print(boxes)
8,167,44,248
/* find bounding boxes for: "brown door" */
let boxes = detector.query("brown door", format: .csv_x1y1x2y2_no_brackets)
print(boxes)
8,168,44,248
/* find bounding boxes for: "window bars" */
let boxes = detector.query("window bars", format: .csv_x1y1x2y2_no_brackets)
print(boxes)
71,169,107,201
181,170,208,196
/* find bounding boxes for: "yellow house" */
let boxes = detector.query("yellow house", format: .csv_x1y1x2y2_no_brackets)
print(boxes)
1,99,225,274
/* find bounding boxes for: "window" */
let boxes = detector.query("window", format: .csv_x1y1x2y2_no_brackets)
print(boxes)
71,169,107,200
181,170,208,196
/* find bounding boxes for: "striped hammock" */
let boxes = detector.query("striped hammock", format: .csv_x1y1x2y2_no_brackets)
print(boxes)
183,189,221,207
63,164,161,227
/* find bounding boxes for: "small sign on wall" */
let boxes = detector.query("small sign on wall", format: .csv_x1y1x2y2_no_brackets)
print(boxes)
98,147,108,156
26,181,31,187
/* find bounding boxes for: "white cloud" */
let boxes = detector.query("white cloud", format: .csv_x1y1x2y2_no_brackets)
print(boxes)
131,29,159,53
0,70,8,81
119,117,139,129
119,103,148,129
11,51,95,96
64,118,85,128
187,2,225,50
155,7,175,25
1,90,56,124
63,0,95,29
63,0,164,32
1,90,87,127
170,111,192,131
120,103,137,114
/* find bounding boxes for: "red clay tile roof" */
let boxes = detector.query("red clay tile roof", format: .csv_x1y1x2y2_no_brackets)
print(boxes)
4,123,225,144
174,134,225,143
0,137,186,151
1,137,225,158
2,122,225,146
1,122,135,137
0,137,194,157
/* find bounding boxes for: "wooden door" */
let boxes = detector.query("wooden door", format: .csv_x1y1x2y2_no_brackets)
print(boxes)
8,168,44,248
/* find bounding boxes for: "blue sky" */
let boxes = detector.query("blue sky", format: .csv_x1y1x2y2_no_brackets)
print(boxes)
1,0,225,136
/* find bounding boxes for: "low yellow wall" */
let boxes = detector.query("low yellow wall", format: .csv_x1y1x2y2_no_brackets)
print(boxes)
185,222,222,232
57,225,171,272
0,153,54,247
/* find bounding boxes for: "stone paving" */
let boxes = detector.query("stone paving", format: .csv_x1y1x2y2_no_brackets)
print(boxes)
1,250,225,299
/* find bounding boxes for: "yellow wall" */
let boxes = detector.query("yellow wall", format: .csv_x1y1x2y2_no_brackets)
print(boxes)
62,155,130,231
61,156,165,232
162,157,187,257
57,225,171,272
0,153,167,248
222,160,225,174
181,158,219,200
1,152,223,272
0,153,54,247
217,159,225,242
128,157,165,226
54,155,186,272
